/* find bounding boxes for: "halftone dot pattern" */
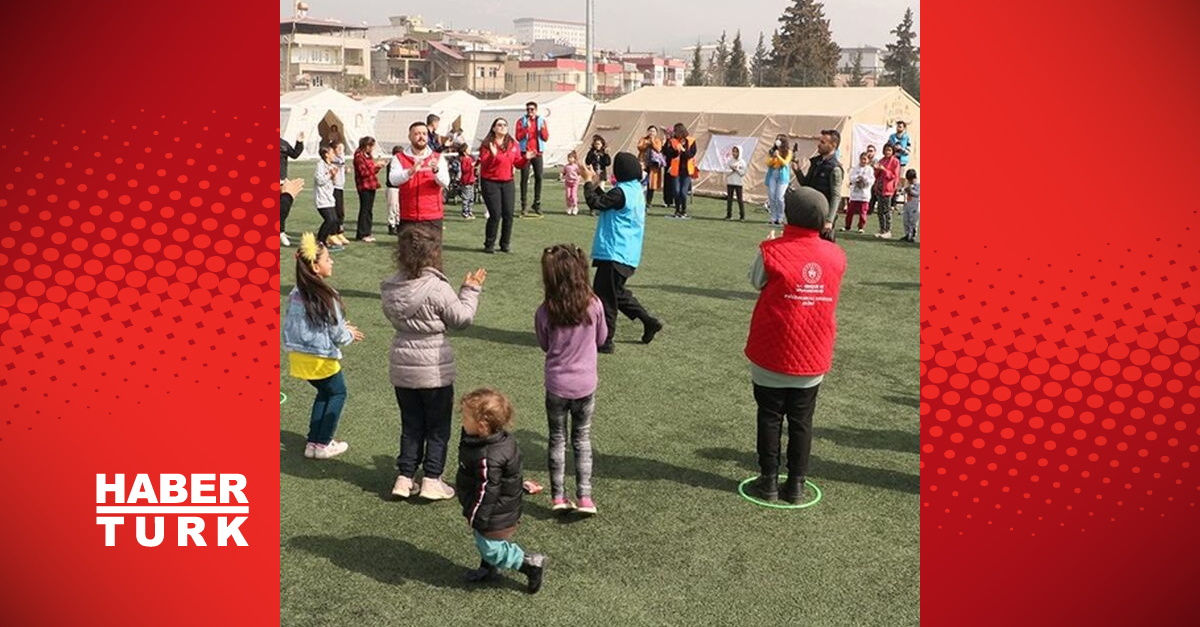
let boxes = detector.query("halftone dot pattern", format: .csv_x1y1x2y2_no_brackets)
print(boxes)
0,109,280,439
922,237,1200,533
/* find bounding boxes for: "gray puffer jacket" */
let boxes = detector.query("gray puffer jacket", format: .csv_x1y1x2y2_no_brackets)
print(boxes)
381,267,481,389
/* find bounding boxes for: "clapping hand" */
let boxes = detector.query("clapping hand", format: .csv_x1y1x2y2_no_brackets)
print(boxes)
347,323,365,342
281,178,304,197
297,132,305,141
464,268,488,288
580,164,595,183
767,229,777,241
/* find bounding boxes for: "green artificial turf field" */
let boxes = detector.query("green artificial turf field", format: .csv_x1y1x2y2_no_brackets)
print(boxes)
280,162,920,626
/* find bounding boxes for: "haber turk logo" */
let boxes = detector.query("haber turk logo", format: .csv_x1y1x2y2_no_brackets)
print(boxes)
95,474,249,547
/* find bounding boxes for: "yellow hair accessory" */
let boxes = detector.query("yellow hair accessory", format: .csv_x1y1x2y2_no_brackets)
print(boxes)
298,232,319,264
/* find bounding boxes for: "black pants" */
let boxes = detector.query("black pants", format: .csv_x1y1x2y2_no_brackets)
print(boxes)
663,172,675,206
316,206,338,244
482,179,515,251
645,187,655,206
355,189,376,239
395,385,455,479
592,260,650,346
333,189,345,234
753,383,820,480
726,185,744,219
520,155,544,210
280,193,293,232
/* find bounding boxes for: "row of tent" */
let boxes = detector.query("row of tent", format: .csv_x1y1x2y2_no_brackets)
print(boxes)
279,86,920,202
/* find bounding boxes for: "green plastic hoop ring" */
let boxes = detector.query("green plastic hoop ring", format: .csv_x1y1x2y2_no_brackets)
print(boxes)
737,476,823,510
280,392,288,405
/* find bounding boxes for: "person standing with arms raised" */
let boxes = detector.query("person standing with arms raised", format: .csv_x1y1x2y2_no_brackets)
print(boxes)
515,101,549,218
389,121,450,238
582,152,663,353
479,118,533,254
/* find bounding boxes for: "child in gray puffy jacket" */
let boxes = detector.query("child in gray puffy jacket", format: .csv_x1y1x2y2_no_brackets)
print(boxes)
381,222,488,501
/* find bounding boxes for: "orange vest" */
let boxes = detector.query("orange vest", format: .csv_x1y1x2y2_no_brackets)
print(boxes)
668,137,697,177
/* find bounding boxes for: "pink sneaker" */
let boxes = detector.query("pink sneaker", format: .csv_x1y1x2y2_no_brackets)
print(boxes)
576,497,597,515
551,498,574,512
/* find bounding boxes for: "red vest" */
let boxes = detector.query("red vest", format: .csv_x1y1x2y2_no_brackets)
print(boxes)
744,226,846,376
397,151,444,222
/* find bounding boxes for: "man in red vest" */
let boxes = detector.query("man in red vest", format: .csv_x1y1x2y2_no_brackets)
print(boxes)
744,187,847,504
388,121,450,237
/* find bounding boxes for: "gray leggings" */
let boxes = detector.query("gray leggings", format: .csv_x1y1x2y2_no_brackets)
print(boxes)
546,392,595,500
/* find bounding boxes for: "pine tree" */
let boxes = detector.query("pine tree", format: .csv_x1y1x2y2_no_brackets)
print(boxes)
711,31,729,86
882,8,920,100
848,49,866,87
686,40,706,86
726,31,750,87
750,32,770,86
768,0,841,87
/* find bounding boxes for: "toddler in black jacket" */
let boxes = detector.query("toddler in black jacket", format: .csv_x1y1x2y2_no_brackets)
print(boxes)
455,388,547,593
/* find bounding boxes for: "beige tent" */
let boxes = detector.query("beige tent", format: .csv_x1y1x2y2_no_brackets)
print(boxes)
577,86,920,203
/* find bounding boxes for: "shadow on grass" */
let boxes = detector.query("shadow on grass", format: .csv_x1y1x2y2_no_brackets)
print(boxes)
861,281,920,291
289,535,526,592
516,430,739,493
816,426,919,455
280,430,397,501
694,446,918,494
883,394,921,409
459,325,540,348
641,284,757,301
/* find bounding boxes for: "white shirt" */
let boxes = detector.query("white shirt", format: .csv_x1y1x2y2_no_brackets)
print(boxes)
726,157,747,187
313,161,336,209
848,165,876,202
332,154,346,189
388,147,450,189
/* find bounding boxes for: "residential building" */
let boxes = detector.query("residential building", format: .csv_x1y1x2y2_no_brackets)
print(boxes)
837,46,884,86
427,41,506,97
370,38,431,92
620,55,687,87
513,17,587,50
281,17,371,91
505,58,637,97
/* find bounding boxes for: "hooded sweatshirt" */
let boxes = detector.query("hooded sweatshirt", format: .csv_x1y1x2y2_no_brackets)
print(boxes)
380,267,481,389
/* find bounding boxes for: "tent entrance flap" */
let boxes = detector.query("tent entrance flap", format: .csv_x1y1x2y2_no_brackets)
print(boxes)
318,111,349,152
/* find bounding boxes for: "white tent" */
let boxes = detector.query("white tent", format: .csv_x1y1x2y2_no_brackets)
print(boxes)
358,95,401,135
471,91,596,166
374,90,483,152
278,88,371,160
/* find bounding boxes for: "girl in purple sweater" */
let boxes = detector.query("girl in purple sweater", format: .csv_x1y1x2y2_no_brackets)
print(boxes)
535,244,607,515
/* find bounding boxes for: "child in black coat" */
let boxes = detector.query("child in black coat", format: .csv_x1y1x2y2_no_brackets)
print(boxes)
585,135,612,184
455,388,547,593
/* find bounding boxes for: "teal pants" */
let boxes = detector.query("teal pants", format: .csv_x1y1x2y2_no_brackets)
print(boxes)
473,531,525,570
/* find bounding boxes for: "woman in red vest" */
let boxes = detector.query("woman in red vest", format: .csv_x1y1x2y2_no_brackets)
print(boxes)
478,117,533,254
744,187,847,504
388,121,450,238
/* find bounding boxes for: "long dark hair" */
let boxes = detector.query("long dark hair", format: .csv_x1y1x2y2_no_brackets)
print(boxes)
481,117,513,154
541,244,593,327
295,245,343,326
394,222,443,277
357,135,375,154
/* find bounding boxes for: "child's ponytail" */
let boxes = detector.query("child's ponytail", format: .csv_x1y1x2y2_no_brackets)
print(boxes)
294,232,343,326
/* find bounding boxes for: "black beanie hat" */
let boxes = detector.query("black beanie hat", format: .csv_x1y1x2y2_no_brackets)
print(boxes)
784,186,828,230
613,152,642,183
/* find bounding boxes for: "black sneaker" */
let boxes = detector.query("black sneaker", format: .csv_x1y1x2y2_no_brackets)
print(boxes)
500,247,511,254
387,225,397,236
641,317,663,344
518,553,547,594
746,475,779,502
465,559,498,583
780,476,806,504
598,343,615,354
483,247,495,254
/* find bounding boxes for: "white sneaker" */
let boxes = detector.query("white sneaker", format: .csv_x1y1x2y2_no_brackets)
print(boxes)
392,475,418,498
304,443,316,459
420,477,456,500
280,232,291,247
312,440,348,460
857,228,865,234
879,232,893,239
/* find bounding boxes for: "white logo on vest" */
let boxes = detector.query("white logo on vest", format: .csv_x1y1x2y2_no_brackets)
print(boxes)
802,262,823,284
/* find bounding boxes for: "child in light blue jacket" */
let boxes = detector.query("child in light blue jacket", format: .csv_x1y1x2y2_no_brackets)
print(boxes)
282,233,364,460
